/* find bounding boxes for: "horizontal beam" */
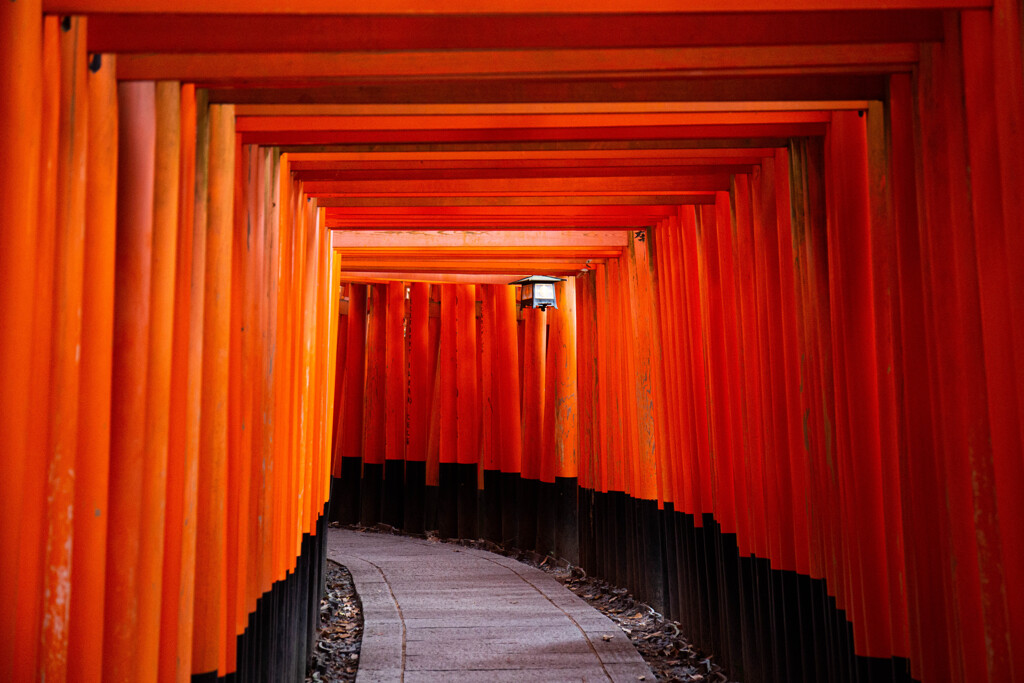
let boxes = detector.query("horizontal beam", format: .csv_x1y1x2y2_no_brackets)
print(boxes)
278,139,792,153
285,148,778,162
237,111,830,131
59,0,985,14
331,230,628,249
209,75,888,105
335,248,624,260
323,206,673,217
337,271,557,285
326,221,662,229
288,157,769,171
303,174,734,194
336,259,597,275
241,123,826,145
87,12,944,53
117,44,918,81
315,195,716,207
294,165,755,182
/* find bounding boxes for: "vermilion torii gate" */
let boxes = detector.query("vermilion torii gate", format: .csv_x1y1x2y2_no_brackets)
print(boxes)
1,2,1021,682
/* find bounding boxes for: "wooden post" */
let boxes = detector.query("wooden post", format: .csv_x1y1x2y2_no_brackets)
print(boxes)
192,102,234,677
68,48,118,683
383,280,407,528
360,283,387,526
0,0,42,672
15,17,58,681
438,284,458,538
552,279,579,563
455,284,479,538
103,79,157,683
337,283,367,525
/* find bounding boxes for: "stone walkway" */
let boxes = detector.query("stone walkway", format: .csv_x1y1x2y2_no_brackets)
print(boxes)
327,529,656,683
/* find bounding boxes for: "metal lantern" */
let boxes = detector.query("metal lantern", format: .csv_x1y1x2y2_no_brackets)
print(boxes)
510,275,564,311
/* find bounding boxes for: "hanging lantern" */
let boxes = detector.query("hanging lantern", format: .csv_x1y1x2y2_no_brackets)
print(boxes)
510,275,564,311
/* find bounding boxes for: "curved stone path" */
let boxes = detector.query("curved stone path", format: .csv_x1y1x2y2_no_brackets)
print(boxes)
327,529,656,683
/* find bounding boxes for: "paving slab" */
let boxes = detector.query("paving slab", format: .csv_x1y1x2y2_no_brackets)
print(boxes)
327,529,654,683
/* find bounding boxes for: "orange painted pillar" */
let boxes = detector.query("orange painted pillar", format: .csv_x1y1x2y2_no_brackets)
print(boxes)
405,281,432,532
68,48,118,683
493,285,522,546
336,283,367,525
192,102,235,678
960,8,1024,678
135,79,180,682
39,18,89,679
224,132,246,678
828,111,898,664
729,177,766,560
162,86,206,683
360,283,387,526
103,79,157,683
159,82,198,683
437,284,458,538
551,279,579,563
238,143,262,630
455,284,479,538
382,281,407,528
538,303,558,556
573,272,598,574
520,304,546,551
0,0,42,674
15,18,58,682
331,283,349,464
478,284,502,542
887,72,951,683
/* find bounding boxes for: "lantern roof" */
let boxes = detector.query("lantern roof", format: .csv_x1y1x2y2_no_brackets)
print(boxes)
509,275,565,285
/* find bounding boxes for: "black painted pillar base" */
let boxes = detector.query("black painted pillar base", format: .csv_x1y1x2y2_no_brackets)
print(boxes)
329,477,344,524
424,483,439,532
481,469,502,543
336,456,362,525
517,477,539,551
536,480,557,556
216,510,328,683
381,459,405,528
359,463,383,527
404,460,426,534
437,462,457,539
457,462,478,540
577,487,594,574
554,476,579,564
661,503,678,622
499,472,519,547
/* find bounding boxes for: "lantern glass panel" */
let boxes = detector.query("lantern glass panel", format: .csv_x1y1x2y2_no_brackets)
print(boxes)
534,283,555,300
521,283,533,299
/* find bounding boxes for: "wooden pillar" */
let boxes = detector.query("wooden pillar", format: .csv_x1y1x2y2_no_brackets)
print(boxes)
455,284,479,539
103,79,157,682
36,18,89,679
192,102,234,678
126,79,179,682
360,283,386,526
405,282,432,532
382,281,406,528
437,284,458,538
478,285,499,542
336,283,367,525
68,48,118,683
494,285,522,547
520,305,546,551
15,18,58,681
551,279,579,563
0,0,42,673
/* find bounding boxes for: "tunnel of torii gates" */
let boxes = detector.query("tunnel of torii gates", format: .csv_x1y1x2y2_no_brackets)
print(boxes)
1,1,1023,683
